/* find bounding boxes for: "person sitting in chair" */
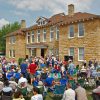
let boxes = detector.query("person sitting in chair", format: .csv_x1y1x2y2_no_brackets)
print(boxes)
2,80,13,96
92,80,100,100
18,74,27,89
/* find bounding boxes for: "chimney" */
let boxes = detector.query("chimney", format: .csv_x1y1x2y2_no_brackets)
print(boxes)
21,20,26,29
68,4,74,16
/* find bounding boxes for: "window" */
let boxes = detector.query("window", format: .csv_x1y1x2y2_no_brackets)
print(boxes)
69,25,74,38
31,31,34,43
50,27,54,41
9,49,15,58
12,50,15,58
31,49,36,56
43,29,46,42
69,47,74,57
78,47,84,61
56,27,59,40
38,22,40,25
9,50,12,58
78,23,84,37
27,33,30,43
37,30,40,42
43,21,45,25
12,36,16,43
49,49,54,56
37,18,46,26
41,21,42,25
9,36,16,44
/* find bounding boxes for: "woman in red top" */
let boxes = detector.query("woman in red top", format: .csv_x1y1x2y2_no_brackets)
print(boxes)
28,60,38,84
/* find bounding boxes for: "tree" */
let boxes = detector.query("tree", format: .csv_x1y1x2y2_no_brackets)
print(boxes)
0,22,21,53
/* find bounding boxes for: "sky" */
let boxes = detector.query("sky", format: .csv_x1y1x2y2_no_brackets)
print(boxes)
0,0,100,28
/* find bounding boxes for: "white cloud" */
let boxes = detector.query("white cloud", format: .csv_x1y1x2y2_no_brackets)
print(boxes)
9,0,94,14
10,10,28,16
0,18,9,29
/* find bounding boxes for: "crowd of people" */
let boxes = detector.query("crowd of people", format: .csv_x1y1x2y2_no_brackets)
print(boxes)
0,55,100,100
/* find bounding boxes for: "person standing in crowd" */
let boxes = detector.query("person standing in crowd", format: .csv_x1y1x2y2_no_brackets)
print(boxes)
31,87,43,100
68,60,75,76
20,60,28,78
92,80,100,100
75,83,88,100
62,83,75,100
28,60,38,84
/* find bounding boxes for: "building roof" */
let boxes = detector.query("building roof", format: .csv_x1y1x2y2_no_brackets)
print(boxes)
5,29,25,37
59,12,99,25
36,16,48,23
6,11,100,36
24,12,99,31
25,13,65,31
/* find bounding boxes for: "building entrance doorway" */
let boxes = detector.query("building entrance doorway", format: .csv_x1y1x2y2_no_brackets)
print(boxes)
41,49,45,58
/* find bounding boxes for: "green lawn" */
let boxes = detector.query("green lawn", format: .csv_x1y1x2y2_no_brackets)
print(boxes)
44,90,93,100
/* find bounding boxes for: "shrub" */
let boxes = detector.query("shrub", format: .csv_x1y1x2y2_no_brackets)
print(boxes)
18,58,25,65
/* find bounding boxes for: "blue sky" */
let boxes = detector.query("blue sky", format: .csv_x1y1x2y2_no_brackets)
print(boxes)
0,0,100,28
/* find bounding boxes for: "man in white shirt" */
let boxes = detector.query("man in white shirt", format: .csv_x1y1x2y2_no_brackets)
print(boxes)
62,83,75,100
31,87,43,100
18,74,27,88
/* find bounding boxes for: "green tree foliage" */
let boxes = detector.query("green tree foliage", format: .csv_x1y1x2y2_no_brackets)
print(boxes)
0,22,20,52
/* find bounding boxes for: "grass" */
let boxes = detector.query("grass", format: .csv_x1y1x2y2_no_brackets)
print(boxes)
43,90,93,100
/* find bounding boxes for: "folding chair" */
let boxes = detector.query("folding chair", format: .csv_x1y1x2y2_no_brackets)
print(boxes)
17,87,28,96
78,78,85,87
60,78,68,86
53,85,65,96
1,95,12,100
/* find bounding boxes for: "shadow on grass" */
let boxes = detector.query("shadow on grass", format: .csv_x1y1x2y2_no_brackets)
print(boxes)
44,92,63,100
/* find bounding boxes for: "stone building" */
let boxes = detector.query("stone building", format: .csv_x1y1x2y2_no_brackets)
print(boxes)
6,4,100,64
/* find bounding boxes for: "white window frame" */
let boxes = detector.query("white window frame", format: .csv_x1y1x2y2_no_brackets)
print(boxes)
9,36,16,44
49,49,53,56
68,25,74,38
9,49,15,58
27,32,30,44
12,50,15,58
12,36,16,44
78,47,84,61
31,49,36,57
78,23,85,37
31,31,34,43
56,27,59,40
43,29,46,42
9,50,12,58
69,47,74,57
37,30,40,42
50,27,54,42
